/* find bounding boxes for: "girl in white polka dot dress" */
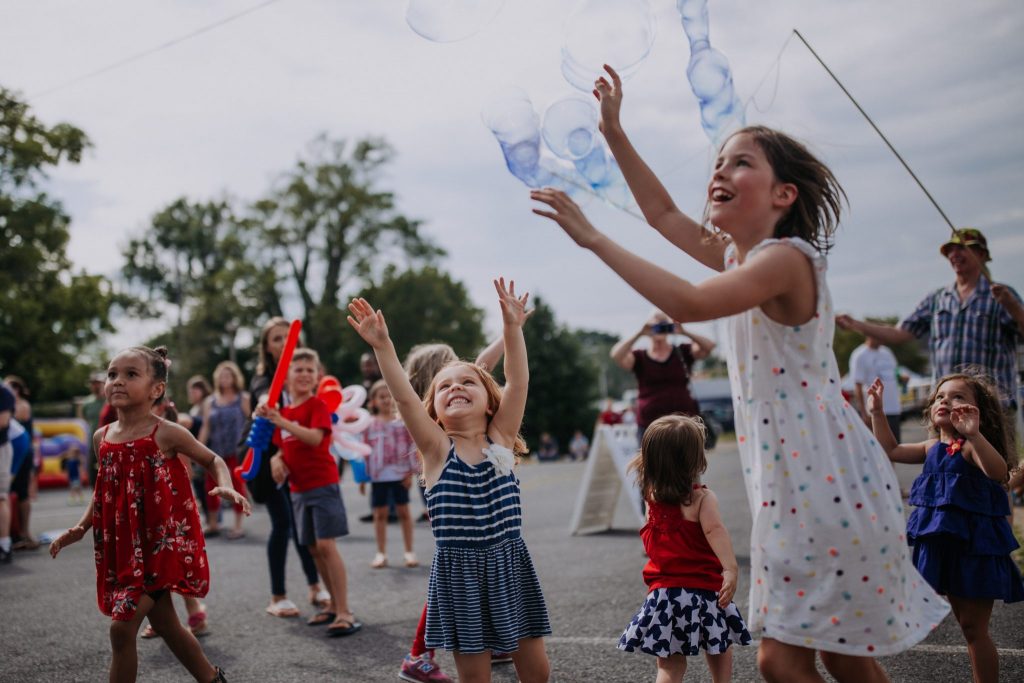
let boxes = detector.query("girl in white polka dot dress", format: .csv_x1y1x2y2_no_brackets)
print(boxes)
531,65,950,683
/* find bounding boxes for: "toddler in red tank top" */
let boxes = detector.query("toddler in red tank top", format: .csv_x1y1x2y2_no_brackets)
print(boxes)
619,415,751,683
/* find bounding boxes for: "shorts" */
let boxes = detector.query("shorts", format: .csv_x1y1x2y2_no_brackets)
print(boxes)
10,453,33,499
0,442,11,499
371,480,410,508
291,482,349,545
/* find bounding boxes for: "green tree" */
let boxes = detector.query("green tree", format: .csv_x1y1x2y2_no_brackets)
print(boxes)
334,265,485,379
253,135,444,373
0,87,112,400
573,329,635,401
494,296,599,452
120,197,279,397
833,316,928,376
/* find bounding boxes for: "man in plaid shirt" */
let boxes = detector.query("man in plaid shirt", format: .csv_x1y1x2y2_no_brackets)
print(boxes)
837,228,1024,411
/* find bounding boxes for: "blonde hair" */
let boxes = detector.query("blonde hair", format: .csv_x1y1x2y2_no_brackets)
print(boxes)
404,343,458,399
256,317,290,377
290,348,321,367
212,361,245,396
628,414,708,506
368,379,392,415
423,361,528,455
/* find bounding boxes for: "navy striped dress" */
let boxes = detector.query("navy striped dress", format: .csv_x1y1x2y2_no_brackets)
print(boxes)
424,442,551,653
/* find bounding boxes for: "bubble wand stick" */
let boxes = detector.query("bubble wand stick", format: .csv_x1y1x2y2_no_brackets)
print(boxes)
236,319,302,481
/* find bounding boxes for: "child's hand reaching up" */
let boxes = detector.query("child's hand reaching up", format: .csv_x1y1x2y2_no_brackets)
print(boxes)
347,298,391,349
718,567,737,608
495,277,530,327
950,403,980,438
49,525,87,558
593,64,624,135
866,378,886,417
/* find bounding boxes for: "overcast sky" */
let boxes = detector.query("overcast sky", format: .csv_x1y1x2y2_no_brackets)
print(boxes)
3,0,1022,354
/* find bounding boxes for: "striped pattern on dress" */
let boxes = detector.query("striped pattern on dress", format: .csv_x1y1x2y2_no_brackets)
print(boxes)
424,444,551,653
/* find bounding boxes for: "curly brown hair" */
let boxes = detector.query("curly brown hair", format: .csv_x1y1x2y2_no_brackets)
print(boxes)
702,126,846,254
924,372,1016,470
629,414,708,506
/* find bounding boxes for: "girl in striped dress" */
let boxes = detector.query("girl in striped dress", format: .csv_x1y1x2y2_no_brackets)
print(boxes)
348,278,551,683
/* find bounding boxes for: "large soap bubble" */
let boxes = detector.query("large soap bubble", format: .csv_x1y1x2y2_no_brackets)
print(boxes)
561,0,656,92
677,0,744,143
541,97,599,160
406,0,504,43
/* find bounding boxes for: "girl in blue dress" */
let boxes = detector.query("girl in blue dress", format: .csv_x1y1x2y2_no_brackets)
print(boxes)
868,372,1023,682
348,278,551,683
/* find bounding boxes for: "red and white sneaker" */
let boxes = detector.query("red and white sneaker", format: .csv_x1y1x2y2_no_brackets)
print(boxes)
398,654,453,683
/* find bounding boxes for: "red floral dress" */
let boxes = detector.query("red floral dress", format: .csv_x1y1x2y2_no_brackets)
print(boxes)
93,422,209,621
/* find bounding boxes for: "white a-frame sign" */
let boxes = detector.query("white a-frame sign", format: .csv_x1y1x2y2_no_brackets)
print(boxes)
569,424,646,535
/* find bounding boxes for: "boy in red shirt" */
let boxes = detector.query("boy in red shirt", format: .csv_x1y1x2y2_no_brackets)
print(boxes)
256,348,361,637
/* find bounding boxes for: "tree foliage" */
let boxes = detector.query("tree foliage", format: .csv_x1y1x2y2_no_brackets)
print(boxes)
572,329,636,401
333,265,485,380
253,136,444,372
0,87,112,400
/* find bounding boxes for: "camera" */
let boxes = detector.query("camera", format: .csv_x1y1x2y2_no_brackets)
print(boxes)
650,322,675,334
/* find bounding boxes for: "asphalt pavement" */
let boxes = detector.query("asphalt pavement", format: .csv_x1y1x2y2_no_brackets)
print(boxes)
1,423,1022,682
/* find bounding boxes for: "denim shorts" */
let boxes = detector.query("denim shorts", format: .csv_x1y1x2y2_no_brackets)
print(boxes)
291,482,349,545
370,480,410,508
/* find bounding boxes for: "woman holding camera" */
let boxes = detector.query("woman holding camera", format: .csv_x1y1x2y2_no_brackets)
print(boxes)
610,311,716,439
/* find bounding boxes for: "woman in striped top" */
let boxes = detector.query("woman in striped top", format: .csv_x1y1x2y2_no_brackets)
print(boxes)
348,278,551,683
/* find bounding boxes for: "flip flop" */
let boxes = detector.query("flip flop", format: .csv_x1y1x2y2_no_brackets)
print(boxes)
310,590,331,609
226,530,246,540
326,617,363,637
266,599,300,618
307,611,335,626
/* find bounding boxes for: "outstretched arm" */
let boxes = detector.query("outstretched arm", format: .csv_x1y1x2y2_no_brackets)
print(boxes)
867,379,927,463
835,315,914,346
595,65,727,271
531,189,811,322
348,299,449,471
697,491,738,608
489,279,530,447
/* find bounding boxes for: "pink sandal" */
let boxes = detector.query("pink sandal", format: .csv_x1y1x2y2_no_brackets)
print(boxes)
188,611,209,637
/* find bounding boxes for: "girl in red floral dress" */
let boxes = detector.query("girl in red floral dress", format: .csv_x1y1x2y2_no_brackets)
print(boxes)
50,345,250,683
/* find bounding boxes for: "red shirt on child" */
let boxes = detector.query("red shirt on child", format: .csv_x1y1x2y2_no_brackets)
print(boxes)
272,396,337,493
640,489,724,594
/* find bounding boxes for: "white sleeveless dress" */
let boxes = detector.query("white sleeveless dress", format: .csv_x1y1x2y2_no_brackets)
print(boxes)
724,237,949,655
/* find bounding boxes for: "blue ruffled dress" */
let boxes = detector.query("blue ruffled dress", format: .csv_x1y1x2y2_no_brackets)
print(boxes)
907,440,1024,602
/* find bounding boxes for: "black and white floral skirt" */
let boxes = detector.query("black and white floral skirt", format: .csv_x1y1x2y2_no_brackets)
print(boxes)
618,587,752,657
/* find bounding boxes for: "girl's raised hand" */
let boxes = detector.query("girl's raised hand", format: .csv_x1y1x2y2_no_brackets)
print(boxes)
209,486,252,516
866,378,885,416
530,189,601,249
494,277,530,327
950,403,980,437
347,298,391,348
49,525,86,558
594,64,623,134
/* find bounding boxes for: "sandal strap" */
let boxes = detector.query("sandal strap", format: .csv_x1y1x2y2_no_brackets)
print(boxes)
210,666,227,682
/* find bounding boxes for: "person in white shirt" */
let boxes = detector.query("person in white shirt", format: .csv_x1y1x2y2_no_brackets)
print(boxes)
849,336,903,440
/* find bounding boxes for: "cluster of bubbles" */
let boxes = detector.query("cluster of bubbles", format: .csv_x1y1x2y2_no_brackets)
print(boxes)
404,0,505,43
481,89,634,210
560,0,656,92
677,0,745,143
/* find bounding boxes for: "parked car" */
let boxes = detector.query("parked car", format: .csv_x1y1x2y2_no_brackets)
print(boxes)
691,378,734,433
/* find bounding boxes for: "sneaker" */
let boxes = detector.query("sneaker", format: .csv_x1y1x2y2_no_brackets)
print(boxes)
491,651,514,665
371,552,388,569
398,654,453,683
403,552,419,568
